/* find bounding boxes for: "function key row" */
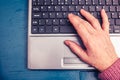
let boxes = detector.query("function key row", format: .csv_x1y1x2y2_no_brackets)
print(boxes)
32,0,119,6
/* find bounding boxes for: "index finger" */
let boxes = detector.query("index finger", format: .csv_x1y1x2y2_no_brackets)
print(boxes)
68,13,89,43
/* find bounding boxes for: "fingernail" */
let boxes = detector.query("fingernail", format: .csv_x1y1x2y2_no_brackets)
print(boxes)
80,9,85,13
80,9,83,12
68,13,74,17
102,9,105,12
64,40,70,45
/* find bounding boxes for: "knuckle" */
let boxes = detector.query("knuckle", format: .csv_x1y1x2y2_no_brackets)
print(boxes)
107,21,110,25
104,21,110,26
94,19,99,23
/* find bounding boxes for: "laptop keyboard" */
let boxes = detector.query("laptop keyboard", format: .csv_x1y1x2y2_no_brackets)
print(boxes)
31,0,120,34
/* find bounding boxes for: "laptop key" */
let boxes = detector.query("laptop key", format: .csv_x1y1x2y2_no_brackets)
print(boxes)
109,19,115,25
46,26,53,32
82,6,88,11
106,0,112,5
111,13,118,18
60,19,66,25
99,0,105,5
117,6,120,11
113,0,119,5
53,26,60,32
106,12,111,19
46,19,52,25
32,2,37,6
32,0,37,3
40,6,47,11
69,6,75,11
32,0,37,6
37,0,44,5
55,6,61,11
39,19,45,25
63,12,69,18
65,0,72,5
89,6,95,11
79,0,85,5
97,13,102,19
39,26,45,33
53,19,59,25
114,26,120,33
44,0,51,5
92,0,98,5
49,12,56,18
51,0,58,5
116,19,120,25
61,6,68,11
86,0,92,5
32,19,38,25
58,0,65,5
102,6,109,11
75,6,81,11
65,20,72,26
32,13,41,18
60,26,76,33
110,6,116,11
114,30,120,33
56,12,63,18
109,26,114,33
72,0,78,5
48,6,54,11
42,12,49,18
32,26,38,33
91,12,97,18
96,6,102,11
32,6,40,12
119,13,120,18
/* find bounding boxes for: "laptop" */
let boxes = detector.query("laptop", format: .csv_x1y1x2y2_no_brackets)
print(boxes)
28,0,120,69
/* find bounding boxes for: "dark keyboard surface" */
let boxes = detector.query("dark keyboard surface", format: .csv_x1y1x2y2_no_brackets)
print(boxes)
31,0,120,34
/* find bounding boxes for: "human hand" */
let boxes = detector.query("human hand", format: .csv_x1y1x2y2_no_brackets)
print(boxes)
65,9,118,72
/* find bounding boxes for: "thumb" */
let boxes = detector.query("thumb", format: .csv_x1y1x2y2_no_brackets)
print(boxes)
64,40,88,61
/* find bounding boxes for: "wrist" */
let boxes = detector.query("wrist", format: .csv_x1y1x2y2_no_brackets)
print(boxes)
95,57,119,72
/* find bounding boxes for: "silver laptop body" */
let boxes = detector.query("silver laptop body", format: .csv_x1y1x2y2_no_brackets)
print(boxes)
28,0,120,69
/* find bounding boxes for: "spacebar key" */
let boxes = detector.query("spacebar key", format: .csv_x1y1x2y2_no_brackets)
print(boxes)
60,26,76,33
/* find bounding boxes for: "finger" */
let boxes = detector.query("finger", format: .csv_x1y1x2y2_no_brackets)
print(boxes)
64,40,88,61
80,9,101,30
68,13,85,30
69,13,95,34
68,13,90,43
80,21,96,34
101,9,110,34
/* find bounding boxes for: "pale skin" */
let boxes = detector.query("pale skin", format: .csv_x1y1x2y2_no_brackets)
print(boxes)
65,9,119,72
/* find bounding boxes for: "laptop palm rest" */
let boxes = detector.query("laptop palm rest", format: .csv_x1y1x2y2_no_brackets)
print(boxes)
28,35,120,69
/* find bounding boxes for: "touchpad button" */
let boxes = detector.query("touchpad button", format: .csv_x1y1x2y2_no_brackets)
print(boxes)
63,57,85,64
